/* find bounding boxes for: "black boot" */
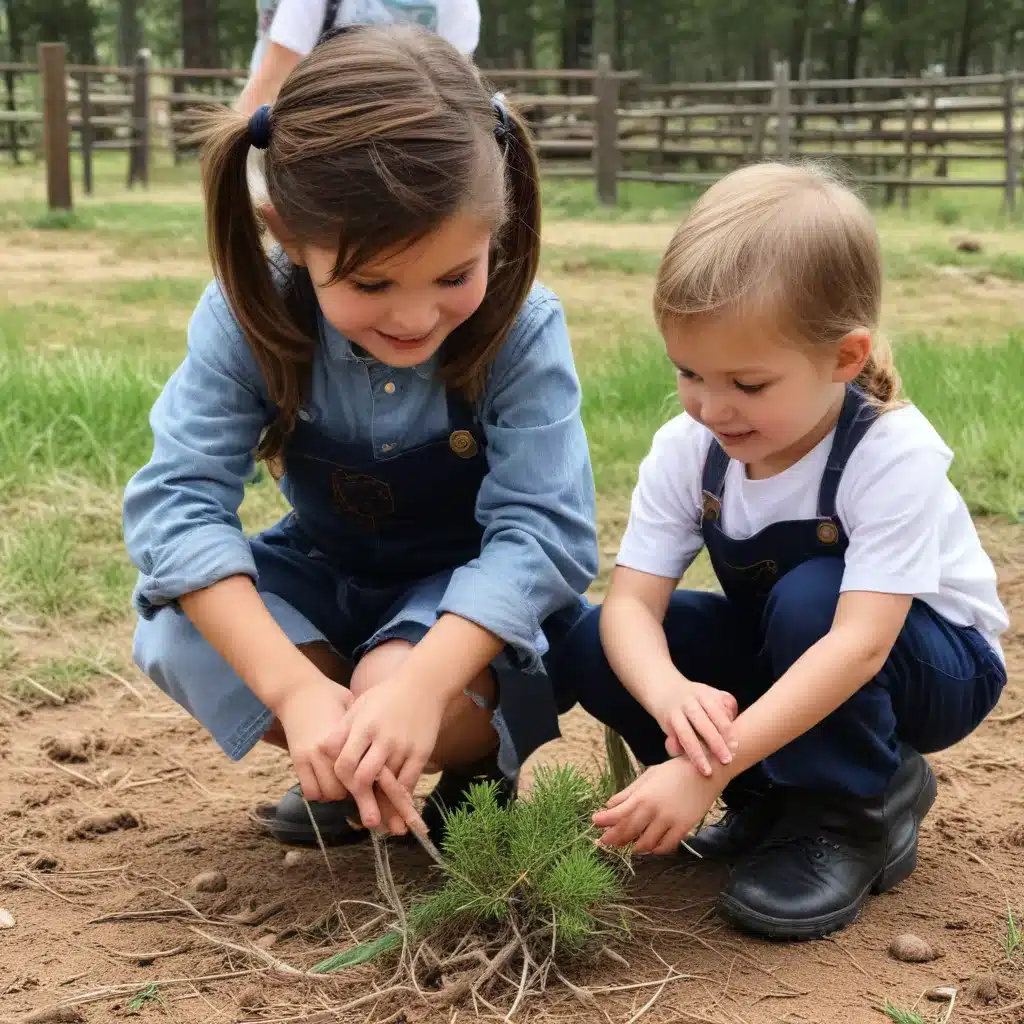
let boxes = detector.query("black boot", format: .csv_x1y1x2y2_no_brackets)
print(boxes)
684,798,780,861
420,751,517,847
717,749,937,939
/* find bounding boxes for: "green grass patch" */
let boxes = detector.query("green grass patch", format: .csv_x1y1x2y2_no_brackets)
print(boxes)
882,1003,927,1024
7,655,103,705
885,243,1024,282
543,244,662,277
1002,903,1022,959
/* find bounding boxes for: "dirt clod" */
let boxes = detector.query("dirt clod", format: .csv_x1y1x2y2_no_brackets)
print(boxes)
925,986,957,1002
189,869,228,893
888,933,936,963
0,908,15,928
28,852,60,872
966,973,1001,1004
66,808,141,840
40,733,93,763
254,932,278,949
954,235,983,253
236,985,266,1010
283,849,305,868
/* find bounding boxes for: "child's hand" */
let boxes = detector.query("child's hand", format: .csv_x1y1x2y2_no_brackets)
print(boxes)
273,675,355,803
330,675,444,830
650,679,738,776
594,757,724,855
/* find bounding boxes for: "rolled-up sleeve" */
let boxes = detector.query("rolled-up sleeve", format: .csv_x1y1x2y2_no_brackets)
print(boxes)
437,290,598,670
123,282,272,617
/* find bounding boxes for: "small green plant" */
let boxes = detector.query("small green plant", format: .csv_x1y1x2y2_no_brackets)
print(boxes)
933,201,962,226
1001,903,1022,959
29,209,93,231
127,982,164,1012
883,1001,927,1024
312,764,629,975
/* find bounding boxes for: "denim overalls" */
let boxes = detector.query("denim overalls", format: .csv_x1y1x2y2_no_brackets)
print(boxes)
565,386,1006,800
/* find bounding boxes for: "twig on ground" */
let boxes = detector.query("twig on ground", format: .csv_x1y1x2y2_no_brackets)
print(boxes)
42,757,99,788
86,658,145,701
16,675,65,704
188,926,305,977
15,869,83,907
103,944,191,962
825,936,871,979
987,707,1024,724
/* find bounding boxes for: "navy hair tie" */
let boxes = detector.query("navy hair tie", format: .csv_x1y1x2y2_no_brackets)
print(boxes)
248,104,273,150
491,93,512,146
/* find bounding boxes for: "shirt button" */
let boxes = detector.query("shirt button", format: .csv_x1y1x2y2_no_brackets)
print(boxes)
381,443,396,453
383,382,396,395
297,409,311,422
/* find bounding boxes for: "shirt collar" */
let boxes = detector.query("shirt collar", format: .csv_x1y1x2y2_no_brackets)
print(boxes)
321,316,438,379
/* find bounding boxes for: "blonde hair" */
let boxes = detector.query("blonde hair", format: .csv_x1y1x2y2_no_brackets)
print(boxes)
654,162,901,408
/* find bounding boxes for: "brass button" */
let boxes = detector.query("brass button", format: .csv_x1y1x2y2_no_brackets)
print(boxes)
449,429,478,458
817,521,839,544
383,382,396,394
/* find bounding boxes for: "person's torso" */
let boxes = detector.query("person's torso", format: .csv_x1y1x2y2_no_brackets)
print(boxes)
695,392,1007,654
337,0,440,32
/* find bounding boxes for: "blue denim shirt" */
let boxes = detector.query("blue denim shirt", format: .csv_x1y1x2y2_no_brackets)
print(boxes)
123,278,598,670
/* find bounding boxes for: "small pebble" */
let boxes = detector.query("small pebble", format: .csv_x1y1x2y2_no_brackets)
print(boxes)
189,869,228,893
0,909,15,929
254,932,278,949
283,850,305,868
926,987,957,1002
888,933,936,963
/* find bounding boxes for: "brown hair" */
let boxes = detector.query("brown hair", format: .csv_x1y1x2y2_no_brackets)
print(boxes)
653,162,901,408
190,25,541,460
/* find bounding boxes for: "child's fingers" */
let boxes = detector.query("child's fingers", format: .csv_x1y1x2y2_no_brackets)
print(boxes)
605,780,638,808
378,768,427,838
598,804,651,849
295,760,323,803
670,709,712,776
691,698,734,764
593,793,636,827
333,727,372,788
375,784,409,836
396,750,428,797
312,755,349,803
719,690,739,721
652,822,690,856
632,817,672,855
665,734,683,758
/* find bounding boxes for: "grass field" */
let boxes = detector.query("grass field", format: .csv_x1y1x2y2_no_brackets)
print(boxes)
0,152,1022,1024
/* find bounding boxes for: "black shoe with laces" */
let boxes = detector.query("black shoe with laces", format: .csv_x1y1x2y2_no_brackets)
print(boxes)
683,798,780,861
717,749,937,939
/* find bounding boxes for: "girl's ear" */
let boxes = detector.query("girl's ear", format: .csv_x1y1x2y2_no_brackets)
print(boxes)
833,328,872,384
261,204,305,266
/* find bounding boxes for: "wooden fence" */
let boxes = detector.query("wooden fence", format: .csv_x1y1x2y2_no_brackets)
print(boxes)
2,43,1020,211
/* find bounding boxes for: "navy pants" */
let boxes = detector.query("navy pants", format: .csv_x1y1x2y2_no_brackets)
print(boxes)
563,558,1005,799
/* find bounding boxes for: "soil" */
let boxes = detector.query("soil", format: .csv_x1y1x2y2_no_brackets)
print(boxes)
1,520,1022,1024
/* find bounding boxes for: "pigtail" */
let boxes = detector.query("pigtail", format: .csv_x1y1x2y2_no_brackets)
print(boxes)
439,100,542,399
188,105,316,462
855,333,903,410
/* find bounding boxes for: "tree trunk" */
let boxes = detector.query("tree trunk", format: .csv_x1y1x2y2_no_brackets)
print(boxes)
182,0,220,70
956,0,978,77
118,0,141,68
845,0,869,79
5,0,22,163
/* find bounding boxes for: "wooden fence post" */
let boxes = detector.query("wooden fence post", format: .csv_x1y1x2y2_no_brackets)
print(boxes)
594,53,619,206
773,61,791,162
127,48,150,188
78,71,93,196
902,91,914,209
39,42,72,211
1005,72,1018,214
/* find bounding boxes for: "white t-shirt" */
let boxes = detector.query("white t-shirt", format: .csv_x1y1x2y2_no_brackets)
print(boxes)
617,405,1009,660
268,0,480,58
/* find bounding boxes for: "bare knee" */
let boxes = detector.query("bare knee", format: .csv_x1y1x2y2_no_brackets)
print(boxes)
350,639,414,697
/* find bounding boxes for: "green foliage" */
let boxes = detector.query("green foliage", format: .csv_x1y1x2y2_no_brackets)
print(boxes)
1002,903,1022,959
312,765,627,974
882,1002,927,1024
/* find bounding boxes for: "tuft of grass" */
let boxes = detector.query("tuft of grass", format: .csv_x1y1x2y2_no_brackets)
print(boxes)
0,515,84,617
1001,903,1022,959
311,765,627,974
29,209,95,231
543,245,662,277
7,655,101,704
883,1003,927,1024
127,982,164,1013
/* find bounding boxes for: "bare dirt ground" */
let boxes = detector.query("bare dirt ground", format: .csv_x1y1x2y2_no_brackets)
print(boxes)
1,522,1021,1024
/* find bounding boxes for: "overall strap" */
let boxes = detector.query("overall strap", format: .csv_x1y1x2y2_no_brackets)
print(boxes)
817,385,879,518
445,388,478,431
700,438,730,499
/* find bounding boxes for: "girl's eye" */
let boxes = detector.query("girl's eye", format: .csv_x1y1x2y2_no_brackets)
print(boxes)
676,367,700,381
351,280,390,294
735,381,767,394
440,273,469,288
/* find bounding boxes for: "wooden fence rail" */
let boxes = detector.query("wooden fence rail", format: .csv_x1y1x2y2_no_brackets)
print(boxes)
2,45,1019,211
